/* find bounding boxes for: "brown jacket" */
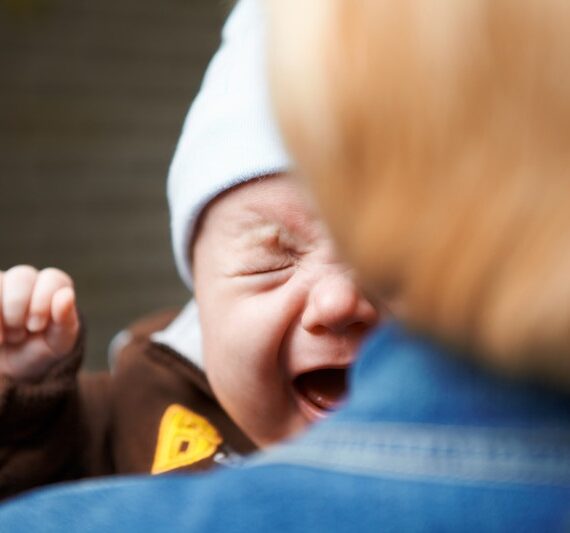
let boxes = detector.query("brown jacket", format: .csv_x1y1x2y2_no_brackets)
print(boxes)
0,309,256,501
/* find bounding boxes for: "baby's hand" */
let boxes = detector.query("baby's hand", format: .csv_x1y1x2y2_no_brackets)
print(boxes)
0,266,80,382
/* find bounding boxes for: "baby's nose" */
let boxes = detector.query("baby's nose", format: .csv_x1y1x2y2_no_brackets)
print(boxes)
301,270,379,335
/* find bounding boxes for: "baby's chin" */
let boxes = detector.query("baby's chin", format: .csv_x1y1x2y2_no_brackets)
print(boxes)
249,407,327,448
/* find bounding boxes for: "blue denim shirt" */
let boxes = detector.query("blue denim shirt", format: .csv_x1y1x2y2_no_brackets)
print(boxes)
1,323,570,532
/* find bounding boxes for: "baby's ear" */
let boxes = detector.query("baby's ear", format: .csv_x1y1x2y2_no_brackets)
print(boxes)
187,229,200,269
182,194,219,290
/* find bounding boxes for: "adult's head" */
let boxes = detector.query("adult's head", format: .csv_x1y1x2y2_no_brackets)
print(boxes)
267,0,570,384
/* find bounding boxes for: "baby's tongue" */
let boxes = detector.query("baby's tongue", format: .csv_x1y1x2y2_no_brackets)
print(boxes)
295,368,348,411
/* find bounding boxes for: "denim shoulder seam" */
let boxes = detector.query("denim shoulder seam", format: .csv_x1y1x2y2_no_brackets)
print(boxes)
249,422,570,487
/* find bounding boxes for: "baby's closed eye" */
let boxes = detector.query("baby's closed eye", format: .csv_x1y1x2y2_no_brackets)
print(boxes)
227,251,297,292
230,221,310,279
238,251,296,276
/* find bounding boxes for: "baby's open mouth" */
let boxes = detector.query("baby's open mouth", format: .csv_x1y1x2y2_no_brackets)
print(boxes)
293,367,348,414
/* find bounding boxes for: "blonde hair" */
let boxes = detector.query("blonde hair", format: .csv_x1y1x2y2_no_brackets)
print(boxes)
268,0,570,384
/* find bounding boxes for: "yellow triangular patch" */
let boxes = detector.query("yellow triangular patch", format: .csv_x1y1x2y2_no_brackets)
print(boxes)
151,404,222,474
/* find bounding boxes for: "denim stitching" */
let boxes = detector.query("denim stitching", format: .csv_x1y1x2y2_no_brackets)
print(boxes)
251,422,570,486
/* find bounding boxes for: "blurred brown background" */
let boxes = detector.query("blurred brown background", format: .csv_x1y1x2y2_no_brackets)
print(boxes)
0,0,227,369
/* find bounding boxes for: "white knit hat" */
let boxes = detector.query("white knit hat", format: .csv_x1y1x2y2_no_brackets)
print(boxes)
167,0,291,290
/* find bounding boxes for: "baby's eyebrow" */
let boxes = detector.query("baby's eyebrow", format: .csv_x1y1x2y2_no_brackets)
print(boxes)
229,204,320,254
235,222,287,251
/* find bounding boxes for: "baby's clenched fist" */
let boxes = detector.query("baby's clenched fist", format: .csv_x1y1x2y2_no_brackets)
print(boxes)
0,265,79,382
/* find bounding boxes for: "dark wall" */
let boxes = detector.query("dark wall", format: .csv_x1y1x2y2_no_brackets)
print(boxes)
0,0,227,369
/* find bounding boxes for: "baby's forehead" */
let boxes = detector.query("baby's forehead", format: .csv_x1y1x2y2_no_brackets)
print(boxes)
212,177,324,246
191,177,337,270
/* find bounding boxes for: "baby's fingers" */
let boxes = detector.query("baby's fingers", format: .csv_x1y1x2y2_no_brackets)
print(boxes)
51,286,77,326
27,268,74,333
45,286,79,355
2,266,38,333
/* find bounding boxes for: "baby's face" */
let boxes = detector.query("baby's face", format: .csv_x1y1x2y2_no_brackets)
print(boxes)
193,175,380,447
